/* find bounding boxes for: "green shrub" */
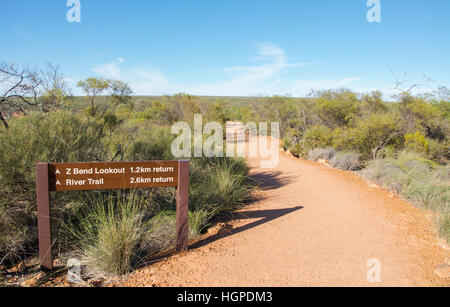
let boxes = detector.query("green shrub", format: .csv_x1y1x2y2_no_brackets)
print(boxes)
332,126,364,152
403,96,440,124
301,126,334,152
404,131,429,154
136,94,200,125
263,96,301,136
183,157,253,237
290,143,305,158
0,111,106,264
314,89,360,128
361,91,388,114
333,113,403,160
0,111,105,196
102,122,175,162
125,127,175,161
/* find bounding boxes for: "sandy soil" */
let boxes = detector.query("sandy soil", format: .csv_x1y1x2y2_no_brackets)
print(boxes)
121,137,449,287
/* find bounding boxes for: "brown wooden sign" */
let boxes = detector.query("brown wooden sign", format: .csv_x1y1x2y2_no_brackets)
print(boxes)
49,161,179,191
36,160,189,272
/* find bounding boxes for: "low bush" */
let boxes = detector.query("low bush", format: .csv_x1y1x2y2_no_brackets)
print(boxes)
330,152,361,171
333,113,404,160
88,207,144,275
308,148,337,161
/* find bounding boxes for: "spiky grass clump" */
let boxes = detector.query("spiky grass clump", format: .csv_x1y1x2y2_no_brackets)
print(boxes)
67,194,151,276
189,157,252,235
189,209,218,236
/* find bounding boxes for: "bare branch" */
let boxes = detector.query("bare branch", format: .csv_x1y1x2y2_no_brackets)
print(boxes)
391,70,434,97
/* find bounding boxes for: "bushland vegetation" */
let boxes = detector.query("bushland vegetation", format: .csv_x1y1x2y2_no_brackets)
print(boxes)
0,61,448,277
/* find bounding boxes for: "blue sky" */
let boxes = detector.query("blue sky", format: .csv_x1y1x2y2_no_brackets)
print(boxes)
1,0,449,97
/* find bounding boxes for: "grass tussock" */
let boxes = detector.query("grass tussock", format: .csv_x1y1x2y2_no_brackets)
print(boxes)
189,157,252,236
66,194,150,276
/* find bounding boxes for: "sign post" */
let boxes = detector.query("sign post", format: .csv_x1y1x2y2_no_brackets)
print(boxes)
36,160,189,271
176,161,189,251
36,163,53,272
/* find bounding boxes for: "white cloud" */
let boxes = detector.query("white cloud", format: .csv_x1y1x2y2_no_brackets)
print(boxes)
131,68,180,95
88,43,361,96
92,57,124,80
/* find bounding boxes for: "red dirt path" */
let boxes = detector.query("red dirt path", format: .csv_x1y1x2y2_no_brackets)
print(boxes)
121,137,449,287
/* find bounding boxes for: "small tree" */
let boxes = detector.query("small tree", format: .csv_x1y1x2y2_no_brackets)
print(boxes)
109,80,133,106
77,77,110,115
40,63,72,112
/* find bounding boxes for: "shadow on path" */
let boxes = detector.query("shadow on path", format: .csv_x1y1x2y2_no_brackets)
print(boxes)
249,171,297,191
190,206,304,250
141,170,301,266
